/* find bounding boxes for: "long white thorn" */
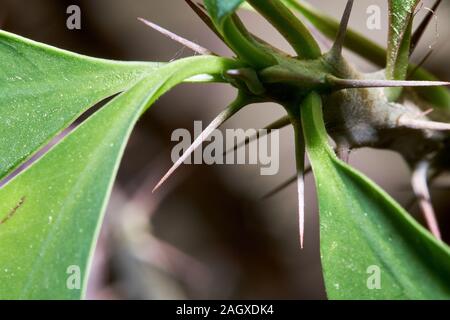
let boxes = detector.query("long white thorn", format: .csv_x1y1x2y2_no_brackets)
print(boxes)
411,160,441,239
327,75,450,89
398,117,450,131
293,121,306,249
297,169,305,249
138,17,213,55
152,97,248,193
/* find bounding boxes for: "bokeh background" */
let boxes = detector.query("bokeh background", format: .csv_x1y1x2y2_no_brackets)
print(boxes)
0,0,449,299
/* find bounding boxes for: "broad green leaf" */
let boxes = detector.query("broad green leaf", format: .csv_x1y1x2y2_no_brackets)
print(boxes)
301,92,450,299
0,30,160,180
282,0,450,112
0,55,240,299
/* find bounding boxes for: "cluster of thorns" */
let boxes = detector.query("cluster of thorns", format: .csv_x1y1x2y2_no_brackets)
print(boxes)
140,0,449,247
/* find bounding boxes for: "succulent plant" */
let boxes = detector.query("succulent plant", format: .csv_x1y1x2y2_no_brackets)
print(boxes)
0,0,449,299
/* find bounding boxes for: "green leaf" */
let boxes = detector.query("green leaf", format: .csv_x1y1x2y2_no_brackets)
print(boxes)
204,0,244,26
283,0,450,112
0,55,240,299
386,0,419,100
301,92,450,299
0,30,160,180
386,0,419,78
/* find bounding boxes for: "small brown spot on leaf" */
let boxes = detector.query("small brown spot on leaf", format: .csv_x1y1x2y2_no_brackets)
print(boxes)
0,196,26,225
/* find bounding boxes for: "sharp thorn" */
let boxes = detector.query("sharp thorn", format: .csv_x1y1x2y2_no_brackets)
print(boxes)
411,160,442,239
327,75,450,89
153,96,248,193
419,108,434,118
297,167,305,249
138,17,213,55
293,121,306,249
398,117,450,131
330,0,354,58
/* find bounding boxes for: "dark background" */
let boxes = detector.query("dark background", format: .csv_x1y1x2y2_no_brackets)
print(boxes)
1,0,449,299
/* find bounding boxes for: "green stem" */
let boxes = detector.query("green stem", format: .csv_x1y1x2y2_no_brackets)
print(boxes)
247,0,321,59
386,19,413,101
221,15,276,69
283,0,450,110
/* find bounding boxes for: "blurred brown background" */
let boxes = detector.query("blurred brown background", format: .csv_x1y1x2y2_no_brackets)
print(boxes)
1,0,449,299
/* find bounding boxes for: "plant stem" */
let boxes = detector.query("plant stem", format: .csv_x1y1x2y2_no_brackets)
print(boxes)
247,0,321,59
221,15,276,69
